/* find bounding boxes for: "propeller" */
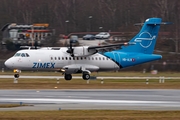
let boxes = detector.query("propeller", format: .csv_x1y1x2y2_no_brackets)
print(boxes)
66,40,74,57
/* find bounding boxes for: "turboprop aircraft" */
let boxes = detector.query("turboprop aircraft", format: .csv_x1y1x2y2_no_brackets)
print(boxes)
5,18,169,80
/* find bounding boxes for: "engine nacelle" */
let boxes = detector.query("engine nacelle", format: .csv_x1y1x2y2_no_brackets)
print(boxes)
73,46,97,57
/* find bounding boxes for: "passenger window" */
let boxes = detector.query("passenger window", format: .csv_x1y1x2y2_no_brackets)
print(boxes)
51,57,53,60
103,57,105,60
55,57,57,60
99,57,101,60
81,57,83,60
92,57,94,60
62,57,64,60
66,57,68,60
58,57,60,60
69,57,71,60
77,57,79,60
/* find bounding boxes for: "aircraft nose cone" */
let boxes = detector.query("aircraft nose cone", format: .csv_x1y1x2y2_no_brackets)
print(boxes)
4,59,13,68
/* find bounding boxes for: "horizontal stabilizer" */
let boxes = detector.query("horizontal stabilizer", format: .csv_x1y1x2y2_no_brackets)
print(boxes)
134,22,173,26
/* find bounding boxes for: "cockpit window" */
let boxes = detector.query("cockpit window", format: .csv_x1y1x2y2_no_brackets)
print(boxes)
26,53,29,57
14,53,21,57
21,53,25,57
14,53,30,57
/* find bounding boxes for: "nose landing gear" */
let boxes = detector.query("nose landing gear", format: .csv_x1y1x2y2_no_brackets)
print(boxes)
14,73,19,78
13,69,20,83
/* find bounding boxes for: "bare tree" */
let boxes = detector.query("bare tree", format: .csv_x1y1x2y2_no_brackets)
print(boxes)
153,0,179,53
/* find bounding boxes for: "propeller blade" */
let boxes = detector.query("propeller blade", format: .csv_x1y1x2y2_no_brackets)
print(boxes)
66,40,74,57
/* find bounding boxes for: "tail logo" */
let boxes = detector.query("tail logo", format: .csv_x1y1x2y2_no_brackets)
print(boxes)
134,32,156,48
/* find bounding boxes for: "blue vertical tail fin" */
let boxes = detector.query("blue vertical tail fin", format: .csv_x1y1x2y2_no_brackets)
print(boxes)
121,18,162,54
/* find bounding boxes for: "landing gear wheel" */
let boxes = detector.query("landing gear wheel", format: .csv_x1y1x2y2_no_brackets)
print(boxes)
82,74,90,80
14,74,19,78
64,74,72,80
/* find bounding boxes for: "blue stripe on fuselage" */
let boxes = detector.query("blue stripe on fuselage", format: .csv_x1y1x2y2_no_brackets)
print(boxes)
103,52,161,68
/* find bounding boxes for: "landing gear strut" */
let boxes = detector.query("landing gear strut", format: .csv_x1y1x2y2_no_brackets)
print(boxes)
64,74,72,80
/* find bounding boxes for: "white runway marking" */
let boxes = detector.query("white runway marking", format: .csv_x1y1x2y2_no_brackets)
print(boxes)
0,98,176,104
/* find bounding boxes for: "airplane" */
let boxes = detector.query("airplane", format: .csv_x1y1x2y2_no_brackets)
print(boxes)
4,18,170,80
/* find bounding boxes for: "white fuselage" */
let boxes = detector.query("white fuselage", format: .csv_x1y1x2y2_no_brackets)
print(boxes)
5,47,119,73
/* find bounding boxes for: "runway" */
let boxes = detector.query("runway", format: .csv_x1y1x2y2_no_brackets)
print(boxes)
0,89,180,111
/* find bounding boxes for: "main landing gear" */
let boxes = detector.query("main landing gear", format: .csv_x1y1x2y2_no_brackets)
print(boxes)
64,73,90,81
64,74,72,80
82,73,90,80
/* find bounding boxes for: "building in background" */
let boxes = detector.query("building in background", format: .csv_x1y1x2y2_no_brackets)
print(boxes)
1,23,53,48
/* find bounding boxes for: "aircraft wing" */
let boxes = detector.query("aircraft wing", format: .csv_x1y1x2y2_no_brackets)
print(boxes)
88,42,135,52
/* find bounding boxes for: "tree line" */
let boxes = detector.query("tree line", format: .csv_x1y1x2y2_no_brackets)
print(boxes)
0,0,179,52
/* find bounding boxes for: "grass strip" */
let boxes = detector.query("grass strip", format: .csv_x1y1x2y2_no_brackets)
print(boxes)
0,110,180,120
0,78,180,89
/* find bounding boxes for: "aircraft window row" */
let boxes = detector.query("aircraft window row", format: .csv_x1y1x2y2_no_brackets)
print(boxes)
14,53,30,57
51,57,109,61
